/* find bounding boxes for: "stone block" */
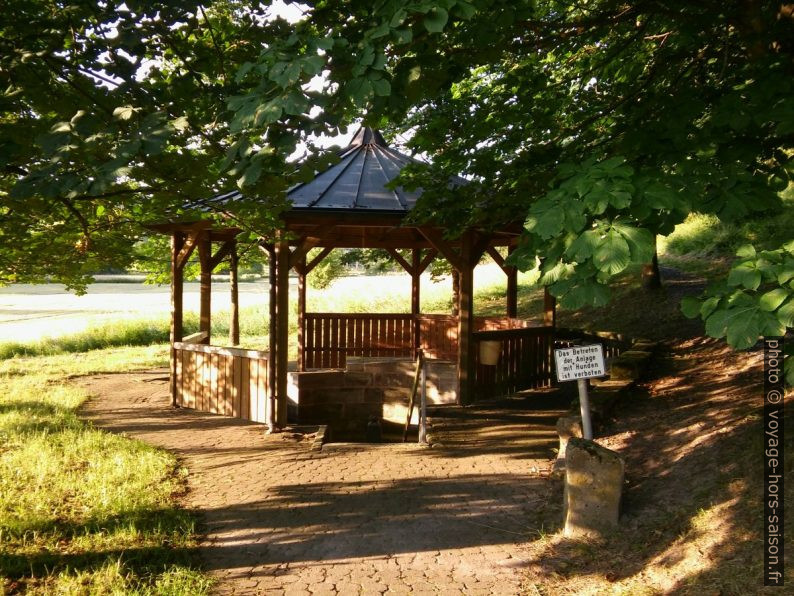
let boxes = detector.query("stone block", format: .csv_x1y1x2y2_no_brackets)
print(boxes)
610,350,652,380
341,371,373,387
552,416,583,477
563,437,624,537
381,387,410,404
298,387,365,405
364,387,386,403
383,402,418,426
289,370,346,389
298,403,344,424
631,340,659,352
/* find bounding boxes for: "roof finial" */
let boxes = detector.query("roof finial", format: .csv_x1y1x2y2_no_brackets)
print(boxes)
350,126,388,147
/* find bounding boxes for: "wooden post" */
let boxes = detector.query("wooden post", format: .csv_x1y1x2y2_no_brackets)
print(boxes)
229,241,240,346
275,238,290,428
411,249,421,355
297,257,307,372
457,235,475,405
170,232,185,407
506,246,518,318
265,244,277,432
197,231,212,345
544,287,557,327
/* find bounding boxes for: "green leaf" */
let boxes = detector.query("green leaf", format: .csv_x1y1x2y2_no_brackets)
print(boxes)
453,1,477,19
681,296,702,319
372,77,391,97
726,311,762,349
559,281,611,309
526,203,564,239
705,306,762,348
777,259,794,284
566,229,600,260
254,102,283,126
424,7,449,33
237,160,262,189
112,106,137,121
776,299,794,327
95,204,105,216
736,244,756,258
593,230,630,275
727,262,762,290
759,288,790,312
612,223,655,263
700,296,721,319
346,78,374,107
302,55,325,76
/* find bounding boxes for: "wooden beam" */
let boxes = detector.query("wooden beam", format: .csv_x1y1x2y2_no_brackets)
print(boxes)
175,229,201,271
506,246,518,318
417,227,463,271
411,249,421,354
229,242,240,346
208,239,236,272
485,246,507,271
197,231,212,345
457,237,475,405
169,232,185,407
297,257,307,372
386,247,413,274
261,244,277,432
418,248,438,274
304,247,333,274
470,231,494,265
275,238,290,427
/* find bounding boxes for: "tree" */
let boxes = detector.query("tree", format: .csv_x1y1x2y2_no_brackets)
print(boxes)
2,1,793,379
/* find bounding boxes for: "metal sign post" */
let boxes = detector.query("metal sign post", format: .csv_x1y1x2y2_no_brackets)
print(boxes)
553,344,606,441
419,360,428,445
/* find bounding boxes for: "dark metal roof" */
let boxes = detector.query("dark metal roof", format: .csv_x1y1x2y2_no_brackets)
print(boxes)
204,127,466,214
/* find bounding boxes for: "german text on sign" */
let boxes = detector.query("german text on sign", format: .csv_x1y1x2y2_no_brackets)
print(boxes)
554,344,606,382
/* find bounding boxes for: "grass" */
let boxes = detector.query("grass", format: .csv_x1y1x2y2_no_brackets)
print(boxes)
658,184,794,274
0,348,212,595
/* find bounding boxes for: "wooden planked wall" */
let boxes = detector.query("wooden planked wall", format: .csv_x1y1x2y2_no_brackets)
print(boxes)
473,326,555,398
174,342,269,423
303,313,414,368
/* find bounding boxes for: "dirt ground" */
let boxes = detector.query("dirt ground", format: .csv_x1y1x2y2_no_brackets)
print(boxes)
520,338,793,594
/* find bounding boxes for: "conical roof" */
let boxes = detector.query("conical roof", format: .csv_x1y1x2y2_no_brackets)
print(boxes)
287,127,440,212
204,127,465,214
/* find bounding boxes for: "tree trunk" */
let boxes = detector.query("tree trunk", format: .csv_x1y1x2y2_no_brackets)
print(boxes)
451,269,460,316
642,247,662,290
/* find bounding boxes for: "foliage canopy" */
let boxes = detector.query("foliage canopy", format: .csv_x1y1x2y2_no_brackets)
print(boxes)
1,1,793,376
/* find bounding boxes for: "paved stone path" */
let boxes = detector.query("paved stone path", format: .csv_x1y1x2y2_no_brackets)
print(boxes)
79,372,565,595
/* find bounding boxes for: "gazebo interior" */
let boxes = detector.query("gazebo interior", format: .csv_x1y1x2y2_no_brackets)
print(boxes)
151,128,557,439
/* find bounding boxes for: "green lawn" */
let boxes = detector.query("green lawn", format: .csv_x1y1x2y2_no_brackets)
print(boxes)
0,347,212,595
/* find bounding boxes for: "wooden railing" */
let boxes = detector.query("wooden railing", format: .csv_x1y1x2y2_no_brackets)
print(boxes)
473,326,555,398
418,314,457,360
174,342,270,423
301,312,555,401
303,313,414,369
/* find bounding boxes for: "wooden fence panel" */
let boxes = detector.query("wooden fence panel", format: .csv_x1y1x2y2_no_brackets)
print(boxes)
173,342,269,423
303,313,415,368
473,326,555,399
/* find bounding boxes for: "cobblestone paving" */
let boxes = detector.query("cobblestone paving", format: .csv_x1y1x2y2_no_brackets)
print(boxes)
79,372,565,595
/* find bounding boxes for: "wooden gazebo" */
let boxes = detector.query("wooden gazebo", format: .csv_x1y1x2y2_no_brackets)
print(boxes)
153,128,556,432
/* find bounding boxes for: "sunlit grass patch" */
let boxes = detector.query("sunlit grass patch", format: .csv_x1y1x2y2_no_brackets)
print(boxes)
0,362,210,594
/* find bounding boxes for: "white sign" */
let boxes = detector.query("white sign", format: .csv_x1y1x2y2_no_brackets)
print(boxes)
554,344,606,382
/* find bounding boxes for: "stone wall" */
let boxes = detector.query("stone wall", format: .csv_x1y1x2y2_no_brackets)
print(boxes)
288,357,457,441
